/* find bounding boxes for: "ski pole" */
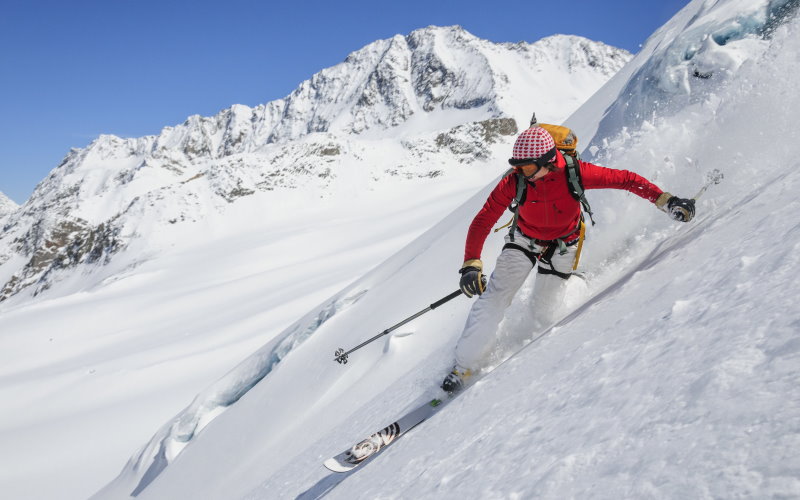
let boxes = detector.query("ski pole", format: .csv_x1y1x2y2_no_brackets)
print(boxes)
692,168,724,200
334,289,464,364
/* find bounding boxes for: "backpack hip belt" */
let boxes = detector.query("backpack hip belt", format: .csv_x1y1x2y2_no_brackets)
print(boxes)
503,219,582,261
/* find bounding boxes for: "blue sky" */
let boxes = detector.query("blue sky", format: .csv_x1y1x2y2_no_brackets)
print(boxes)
0,0,688,204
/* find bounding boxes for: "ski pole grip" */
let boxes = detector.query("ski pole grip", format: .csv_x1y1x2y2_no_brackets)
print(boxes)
430,289,463,309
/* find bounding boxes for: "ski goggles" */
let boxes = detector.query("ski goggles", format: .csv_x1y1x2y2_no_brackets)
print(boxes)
507,147,557,168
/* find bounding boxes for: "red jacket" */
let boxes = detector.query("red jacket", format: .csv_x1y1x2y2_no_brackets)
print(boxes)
464,151,663,262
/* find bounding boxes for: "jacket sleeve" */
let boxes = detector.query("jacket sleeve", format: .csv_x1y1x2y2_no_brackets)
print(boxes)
464,175,516,262
580,160,664,203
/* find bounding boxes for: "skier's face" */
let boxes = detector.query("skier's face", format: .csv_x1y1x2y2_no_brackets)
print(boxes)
516,162,554,180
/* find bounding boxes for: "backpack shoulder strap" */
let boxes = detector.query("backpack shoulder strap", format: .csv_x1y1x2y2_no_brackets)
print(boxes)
564,154,596,225
507,171,526,241
511,171,526,210
493,170,527,240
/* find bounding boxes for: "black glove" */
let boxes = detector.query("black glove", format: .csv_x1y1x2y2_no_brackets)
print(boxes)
656,193,696,223
667,196,696,222
459,260,487,298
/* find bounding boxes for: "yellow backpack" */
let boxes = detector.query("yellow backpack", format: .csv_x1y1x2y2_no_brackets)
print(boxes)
538,122,578,157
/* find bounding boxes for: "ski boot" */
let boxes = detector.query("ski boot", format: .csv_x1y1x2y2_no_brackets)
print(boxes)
441,365,472,394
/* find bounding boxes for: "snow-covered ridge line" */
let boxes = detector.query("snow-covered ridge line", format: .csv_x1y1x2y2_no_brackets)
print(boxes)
64,28,630,161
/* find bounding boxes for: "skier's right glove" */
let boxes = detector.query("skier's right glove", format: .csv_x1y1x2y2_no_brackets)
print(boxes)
656,192,696,222
459,259,487,298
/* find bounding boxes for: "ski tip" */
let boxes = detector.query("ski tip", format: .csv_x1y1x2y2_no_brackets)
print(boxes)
323,458,356,473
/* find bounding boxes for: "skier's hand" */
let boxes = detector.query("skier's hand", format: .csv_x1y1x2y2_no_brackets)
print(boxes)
656,192,696,222
667,196,695,222
459,260,487,298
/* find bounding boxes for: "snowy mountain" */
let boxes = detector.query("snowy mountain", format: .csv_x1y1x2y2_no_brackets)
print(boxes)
83,1,800,499
0,27,629,305
0,191,17,218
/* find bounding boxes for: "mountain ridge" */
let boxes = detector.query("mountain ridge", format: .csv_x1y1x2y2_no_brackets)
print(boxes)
0,26,630,304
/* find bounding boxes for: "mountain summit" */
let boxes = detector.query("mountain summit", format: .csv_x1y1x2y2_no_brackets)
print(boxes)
0,191,17,218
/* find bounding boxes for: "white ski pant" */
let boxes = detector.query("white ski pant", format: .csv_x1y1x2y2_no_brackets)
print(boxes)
455,230,577,371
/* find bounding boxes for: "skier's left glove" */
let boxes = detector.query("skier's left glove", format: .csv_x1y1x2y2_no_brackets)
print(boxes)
459,259,487,298
656,192,695,222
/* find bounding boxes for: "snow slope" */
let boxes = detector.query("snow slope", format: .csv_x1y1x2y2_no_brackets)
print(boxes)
0,28,629,500
95,1,800,499
318,13,800,493
0,182,476,500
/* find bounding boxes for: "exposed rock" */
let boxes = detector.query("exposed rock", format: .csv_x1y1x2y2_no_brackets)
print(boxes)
435,118,519,161
1,216,123,301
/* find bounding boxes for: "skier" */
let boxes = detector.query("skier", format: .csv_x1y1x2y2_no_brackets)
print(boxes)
441,123,696,393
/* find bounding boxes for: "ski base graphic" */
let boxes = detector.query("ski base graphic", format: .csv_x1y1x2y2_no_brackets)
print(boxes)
324,397,445,472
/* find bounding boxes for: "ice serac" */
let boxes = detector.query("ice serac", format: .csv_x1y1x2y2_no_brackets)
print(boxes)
567,0,800,154
0,26,630,304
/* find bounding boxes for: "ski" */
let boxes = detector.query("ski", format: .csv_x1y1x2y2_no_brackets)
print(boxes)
323,395,448,473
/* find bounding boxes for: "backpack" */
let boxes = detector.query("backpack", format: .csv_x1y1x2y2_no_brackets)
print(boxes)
499,119,595,252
